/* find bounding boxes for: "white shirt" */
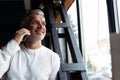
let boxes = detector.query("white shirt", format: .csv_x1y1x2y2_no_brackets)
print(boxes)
0,39,60,80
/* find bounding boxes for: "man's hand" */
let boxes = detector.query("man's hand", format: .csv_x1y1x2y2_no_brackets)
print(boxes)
13,28,31,44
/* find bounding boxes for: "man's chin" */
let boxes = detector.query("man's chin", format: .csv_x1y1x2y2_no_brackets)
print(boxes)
36,34,46,40
40,36,45,40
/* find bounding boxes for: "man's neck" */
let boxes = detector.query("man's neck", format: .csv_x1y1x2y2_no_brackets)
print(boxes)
24,40,42,49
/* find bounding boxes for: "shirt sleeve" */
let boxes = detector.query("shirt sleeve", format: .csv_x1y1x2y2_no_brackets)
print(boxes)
0,39,20,78
49,53,60,80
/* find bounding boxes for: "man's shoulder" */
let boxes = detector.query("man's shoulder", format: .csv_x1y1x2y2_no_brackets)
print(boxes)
42,46,59,57
42,46,54,52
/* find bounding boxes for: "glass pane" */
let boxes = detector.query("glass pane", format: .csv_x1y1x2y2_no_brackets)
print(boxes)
67,0,112,79
117,0,120,28
67,1,79,45
81,0,112,80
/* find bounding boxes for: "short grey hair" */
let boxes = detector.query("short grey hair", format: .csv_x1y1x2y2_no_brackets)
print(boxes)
21,9,45,27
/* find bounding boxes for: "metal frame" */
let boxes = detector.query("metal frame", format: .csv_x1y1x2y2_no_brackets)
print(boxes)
106,0,120,33
44,0,88,79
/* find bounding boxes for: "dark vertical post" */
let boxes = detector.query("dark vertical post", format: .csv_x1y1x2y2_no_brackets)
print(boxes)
106,0,119,33
44,0,88,79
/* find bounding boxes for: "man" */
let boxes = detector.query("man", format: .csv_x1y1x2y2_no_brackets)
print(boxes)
0,9,60,80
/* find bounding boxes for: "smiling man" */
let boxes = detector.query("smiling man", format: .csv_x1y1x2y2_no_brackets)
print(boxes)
0,9,60,80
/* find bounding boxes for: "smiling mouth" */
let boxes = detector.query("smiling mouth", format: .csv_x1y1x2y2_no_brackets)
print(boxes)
35,30,45,34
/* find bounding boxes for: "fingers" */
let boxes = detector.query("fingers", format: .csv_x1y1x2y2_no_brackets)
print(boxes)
13,28,31,44
15,28,31,36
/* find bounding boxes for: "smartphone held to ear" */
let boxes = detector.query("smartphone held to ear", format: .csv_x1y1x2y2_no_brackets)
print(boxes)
22,35,29,41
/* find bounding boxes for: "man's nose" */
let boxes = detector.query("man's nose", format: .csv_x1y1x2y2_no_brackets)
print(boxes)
37,22,42,28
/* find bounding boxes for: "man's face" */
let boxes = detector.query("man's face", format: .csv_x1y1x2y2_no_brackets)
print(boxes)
28,14,46,40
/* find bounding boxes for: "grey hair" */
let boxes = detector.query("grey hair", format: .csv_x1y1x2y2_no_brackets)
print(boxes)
21,9,45,27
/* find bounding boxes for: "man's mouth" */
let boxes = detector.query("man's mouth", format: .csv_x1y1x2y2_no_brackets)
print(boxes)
35,30,45,34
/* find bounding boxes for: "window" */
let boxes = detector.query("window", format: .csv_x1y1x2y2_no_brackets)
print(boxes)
68,0,112,80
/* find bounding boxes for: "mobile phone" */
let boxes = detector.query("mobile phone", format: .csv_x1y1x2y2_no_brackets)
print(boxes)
22,35,29,42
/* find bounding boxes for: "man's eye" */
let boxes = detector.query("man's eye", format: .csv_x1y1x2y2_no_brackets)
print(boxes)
42,22,46,26
31,21,37,24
